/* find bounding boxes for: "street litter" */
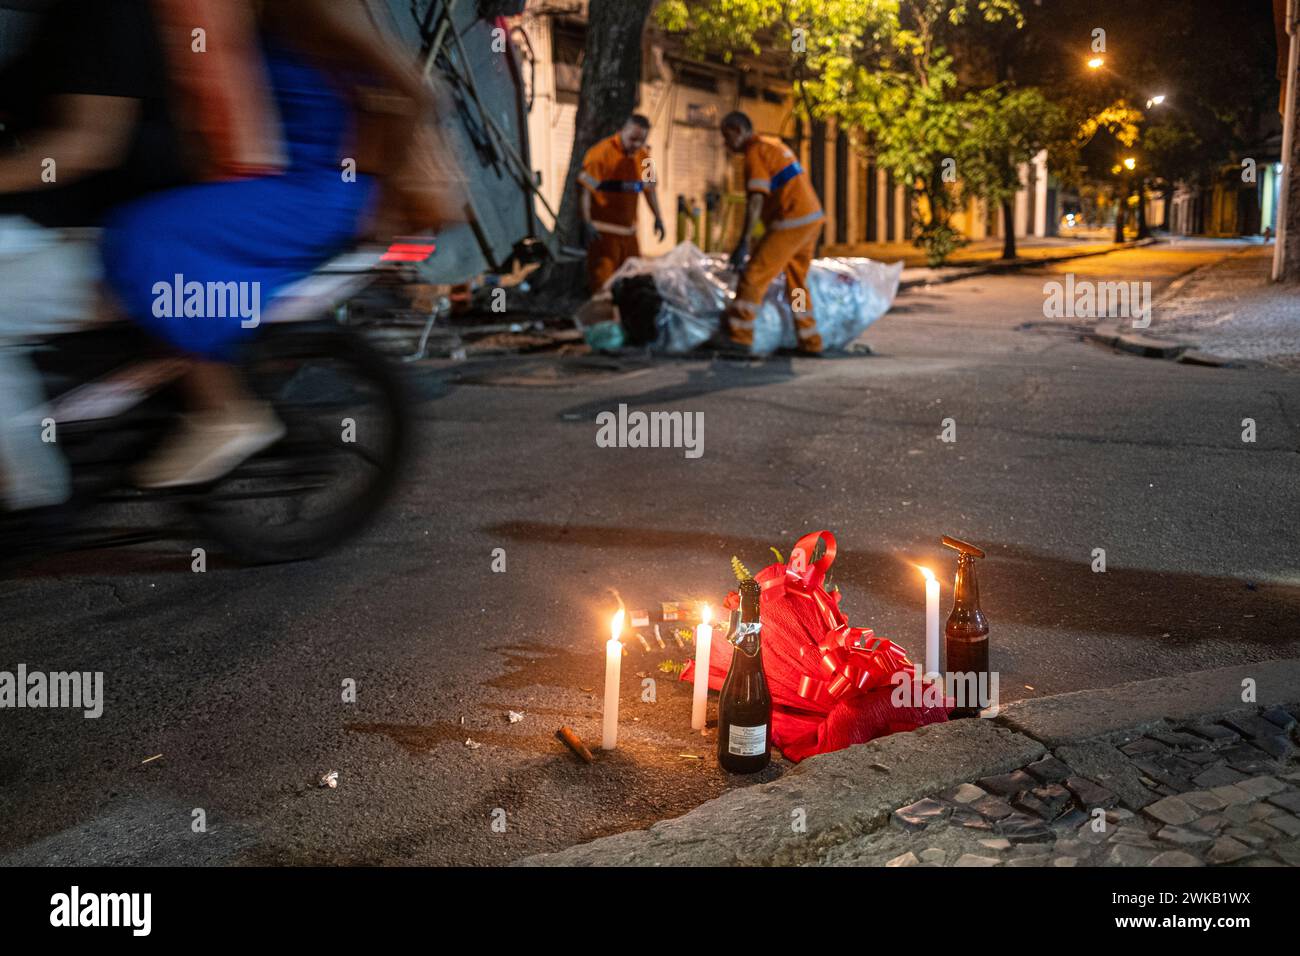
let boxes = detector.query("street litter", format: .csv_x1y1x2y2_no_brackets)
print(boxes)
555,725,594,764
595,242,901,355
319,771,339,789
140,754,162,765
464,738,482,749
507,710,525,723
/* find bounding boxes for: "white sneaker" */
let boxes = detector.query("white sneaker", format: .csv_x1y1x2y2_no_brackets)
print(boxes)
136,401,287,489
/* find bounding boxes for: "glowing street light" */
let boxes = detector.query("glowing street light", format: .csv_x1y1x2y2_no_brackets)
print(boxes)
1122,157,1137,171
1087,56,1105,70
1146,93,1167,108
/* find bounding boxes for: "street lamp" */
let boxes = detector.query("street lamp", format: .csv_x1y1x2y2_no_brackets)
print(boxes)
1087,56,1105,70
1123,156,1137,171
1146,93,1167,108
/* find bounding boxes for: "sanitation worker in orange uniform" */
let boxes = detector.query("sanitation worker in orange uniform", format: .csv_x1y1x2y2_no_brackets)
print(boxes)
721,111,825,353
577,114,666,293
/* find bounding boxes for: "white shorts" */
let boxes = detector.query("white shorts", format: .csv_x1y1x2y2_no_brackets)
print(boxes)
0,216,102,509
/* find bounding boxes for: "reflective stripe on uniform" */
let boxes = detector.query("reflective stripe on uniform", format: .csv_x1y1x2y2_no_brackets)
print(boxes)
592,220,637,236
731,298,760,315
578,171,600,190
746,177,771,192
770,161,803,190
771,209,826,230
796,321,821,340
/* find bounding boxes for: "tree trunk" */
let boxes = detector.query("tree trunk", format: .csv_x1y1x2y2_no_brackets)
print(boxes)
1113,194,1126,243
1000,198,1016,259
547,0,654,294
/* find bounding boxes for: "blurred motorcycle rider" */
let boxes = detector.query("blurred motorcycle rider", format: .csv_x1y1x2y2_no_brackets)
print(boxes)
0,0,185,511
103,0,432,489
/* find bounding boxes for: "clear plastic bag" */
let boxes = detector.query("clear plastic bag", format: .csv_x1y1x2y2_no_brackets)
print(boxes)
655,304,716,353
757,256,904,351
604,242,902,355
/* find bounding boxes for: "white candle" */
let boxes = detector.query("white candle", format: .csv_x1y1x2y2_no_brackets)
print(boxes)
921,567,940,682
602,610,624,750
691,604,713,731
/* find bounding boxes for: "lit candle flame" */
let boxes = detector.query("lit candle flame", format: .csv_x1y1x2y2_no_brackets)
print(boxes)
610,609,625,643
701,603,712,625
919,566,936,583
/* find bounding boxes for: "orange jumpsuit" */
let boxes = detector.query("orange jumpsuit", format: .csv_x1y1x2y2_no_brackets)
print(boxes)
728,135,825,352
578,134,651,292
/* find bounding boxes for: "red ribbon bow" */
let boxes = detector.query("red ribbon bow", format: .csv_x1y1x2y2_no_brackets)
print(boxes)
725,531,914,708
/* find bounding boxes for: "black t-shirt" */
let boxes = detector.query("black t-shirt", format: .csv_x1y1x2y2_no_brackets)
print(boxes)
0,0,187,227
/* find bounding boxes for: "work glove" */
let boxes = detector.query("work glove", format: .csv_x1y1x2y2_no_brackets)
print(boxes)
581,221,600,249
729,240,750,273
653,217,666,242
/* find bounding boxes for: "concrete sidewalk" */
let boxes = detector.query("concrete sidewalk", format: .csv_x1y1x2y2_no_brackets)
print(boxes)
827,232,1118,268
1141,243,1300,368
521,660,1300,867
889,236,1160,290
1086,243,1300,369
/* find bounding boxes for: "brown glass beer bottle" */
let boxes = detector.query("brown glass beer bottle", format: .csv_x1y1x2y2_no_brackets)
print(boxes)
717,579,772,773
943,536,989,718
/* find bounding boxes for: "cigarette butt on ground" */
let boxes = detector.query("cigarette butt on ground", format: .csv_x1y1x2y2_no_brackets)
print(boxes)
556,725,594,764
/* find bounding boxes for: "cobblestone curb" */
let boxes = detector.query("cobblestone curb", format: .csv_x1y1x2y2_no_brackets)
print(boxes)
519,719,1042,866
996,660,1300,748
826,705,1300,868
520,659,1300,867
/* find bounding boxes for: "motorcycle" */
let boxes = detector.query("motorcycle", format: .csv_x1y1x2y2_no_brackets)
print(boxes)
1,243,430,568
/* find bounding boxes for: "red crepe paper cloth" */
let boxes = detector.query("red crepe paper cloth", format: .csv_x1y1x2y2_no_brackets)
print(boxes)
681,530,950,762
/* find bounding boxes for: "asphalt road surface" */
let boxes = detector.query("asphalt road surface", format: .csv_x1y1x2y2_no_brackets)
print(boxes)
2,238,1297,865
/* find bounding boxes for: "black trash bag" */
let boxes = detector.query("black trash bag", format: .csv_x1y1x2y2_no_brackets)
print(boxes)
611,274,662,347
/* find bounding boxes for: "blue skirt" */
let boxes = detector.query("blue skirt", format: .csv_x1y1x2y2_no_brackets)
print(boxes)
103,42,378,360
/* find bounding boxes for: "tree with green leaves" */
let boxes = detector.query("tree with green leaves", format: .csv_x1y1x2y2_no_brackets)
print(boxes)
658,0,1024,265
954,87,1075,259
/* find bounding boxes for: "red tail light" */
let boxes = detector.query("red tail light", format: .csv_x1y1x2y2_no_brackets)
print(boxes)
382,242,437,263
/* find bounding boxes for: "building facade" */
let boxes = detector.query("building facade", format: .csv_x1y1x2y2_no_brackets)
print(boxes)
1168,162,1284,238
514,5,1057,258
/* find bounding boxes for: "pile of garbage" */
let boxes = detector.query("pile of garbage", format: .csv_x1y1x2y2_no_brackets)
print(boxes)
577,242,903,355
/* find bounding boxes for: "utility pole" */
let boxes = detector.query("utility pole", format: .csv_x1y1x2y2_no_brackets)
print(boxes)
1274,0,1300,281
1136,178,1150,239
